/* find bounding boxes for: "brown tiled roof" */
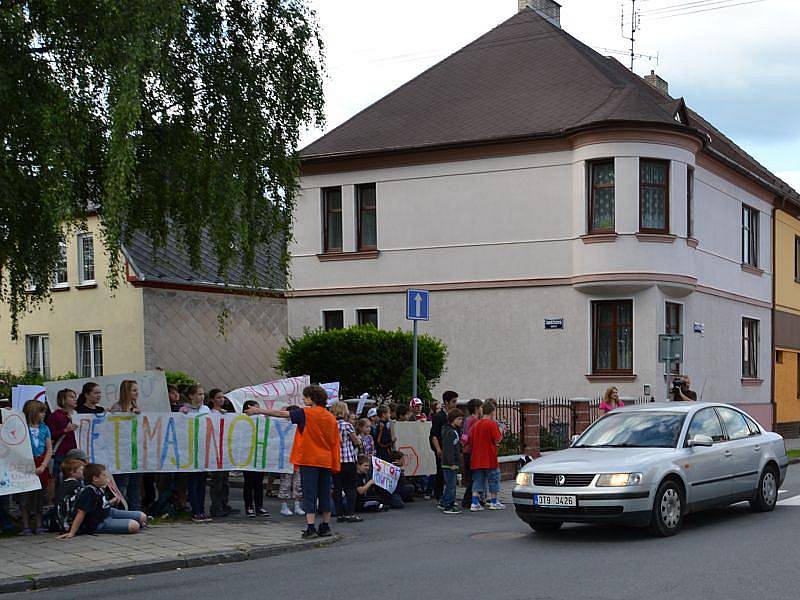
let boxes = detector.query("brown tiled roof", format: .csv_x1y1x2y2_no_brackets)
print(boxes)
302,7,798,202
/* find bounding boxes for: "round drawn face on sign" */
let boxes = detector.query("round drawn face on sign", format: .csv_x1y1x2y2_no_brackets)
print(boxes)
0,413,28,447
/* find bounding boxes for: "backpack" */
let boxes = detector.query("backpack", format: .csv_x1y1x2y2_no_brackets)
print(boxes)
55,481,85,533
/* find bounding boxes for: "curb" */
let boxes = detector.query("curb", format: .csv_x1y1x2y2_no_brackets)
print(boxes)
0,534,338,595
789,457,800,465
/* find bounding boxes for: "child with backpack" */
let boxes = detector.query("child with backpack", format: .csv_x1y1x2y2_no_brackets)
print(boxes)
53,458,86,533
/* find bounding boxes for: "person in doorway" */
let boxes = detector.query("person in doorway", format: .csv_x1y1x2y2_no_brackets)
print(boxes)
599,387,624,414
430,390,459,505
672,376,697,402
246,385,340,539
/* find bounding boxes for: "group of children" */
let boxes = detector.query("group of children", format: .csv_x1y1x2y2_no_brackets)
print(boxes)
1,382,507,541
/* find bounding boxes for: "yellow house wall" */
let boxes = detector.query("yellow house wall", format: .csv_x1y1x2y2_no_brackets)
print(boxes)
0,216,145,377
775,348,800,423
775,210,800,315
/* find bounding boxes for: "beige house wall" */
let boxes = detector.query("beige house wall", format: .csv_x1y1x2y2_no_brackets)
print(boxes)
0,216,146,377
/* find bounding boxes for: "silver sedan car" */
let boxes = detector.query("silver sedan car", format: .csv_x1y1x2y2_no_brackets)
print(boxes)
513,402,789,536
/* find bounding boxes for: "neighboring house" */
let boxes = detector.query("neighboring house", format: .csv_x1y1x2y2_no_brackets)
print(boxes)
0,215,287,390
289,1,799,428
773,208,800,437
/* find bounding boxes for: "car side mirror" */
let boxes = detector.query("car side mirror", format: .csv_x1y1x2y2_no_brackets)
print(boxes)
570,435,580,446
688,434,713,448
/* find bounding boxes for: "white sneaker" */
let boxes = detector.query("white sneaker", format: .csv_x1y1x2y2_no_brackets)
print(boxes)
294,503,306,516
280,506,293,516
488,501,506,510
470,503,484,512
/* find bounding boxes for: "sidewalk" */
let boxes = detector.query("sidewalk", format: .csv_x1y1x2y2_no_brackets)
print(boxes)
0,517,335,594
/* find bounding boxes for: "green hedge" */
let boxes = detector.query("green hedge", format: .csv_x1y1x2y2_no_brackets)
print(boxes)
0,370,78,400
277,325,447,401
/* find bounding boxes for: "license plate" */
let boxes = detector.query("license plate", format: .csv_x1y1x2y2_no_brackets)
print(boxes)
534,494,577,508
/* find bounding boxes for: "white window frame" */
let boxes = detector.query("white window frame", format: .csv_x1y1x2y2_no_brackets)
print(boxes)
355,307,380,328
51,241,69,288
25,334,50,378
77,232,96,285
76,330,103,377
320,309,345,331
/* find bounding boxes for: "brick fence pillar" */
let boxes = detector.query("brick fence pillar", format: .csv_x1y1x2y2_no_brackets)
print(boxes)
572,398,592,435
519,399,542,458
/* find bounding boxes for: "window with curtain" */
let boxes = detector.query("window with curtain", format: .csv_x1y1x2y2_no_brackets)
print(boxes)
356,183,377,250
52,241,68,287
639,159,669,233
742,318,758,378
25,335,50,378
322,187,343,253
742,205,759,268
592,300,633,374
76,331,103,377
588,160,615,233
77,233,95,283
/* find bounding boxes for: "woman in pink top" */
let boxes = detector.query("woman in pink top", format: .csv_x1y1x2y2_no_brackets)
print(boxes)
599,387,624,413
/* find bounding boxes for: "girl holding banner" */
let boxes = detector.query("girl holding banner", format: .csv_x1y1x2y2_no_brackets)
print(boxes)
109,381,143,511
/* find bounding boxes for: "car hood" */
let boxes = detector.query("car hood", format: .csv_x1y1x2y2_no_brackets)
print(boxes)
522,447,675,472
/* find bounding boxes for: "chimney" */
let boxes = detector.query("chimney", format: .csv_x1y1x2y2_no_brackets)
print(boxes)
518,0,561,28
644,70,669,96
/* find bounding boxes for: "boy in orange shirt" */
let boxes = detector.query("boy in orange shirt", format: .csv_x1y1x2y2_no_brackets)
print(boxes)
246,385,340,538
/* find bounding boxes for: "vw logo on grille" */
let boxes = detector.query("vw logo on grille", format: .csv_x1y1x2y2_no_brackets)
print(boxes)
555,475,566,486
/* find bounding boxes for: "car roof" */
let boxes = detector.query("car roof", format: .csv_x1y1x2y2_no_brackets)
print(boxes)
612,401,735,414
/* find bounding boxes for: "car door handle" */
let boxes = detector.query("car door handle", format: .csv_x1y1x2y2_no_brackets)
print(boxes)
723,450,733,457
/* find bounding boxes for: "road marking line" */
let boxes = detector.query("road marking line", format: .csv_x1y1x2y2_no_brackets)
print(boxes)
777,495,800,506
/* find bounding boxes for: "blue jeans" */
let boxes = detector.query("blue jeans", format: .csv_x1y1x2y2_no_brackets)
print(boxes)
442,469,457,508
187,472,207,516
472,468,501,497
96,508,145,534
299,466,333,515
113,474,142,511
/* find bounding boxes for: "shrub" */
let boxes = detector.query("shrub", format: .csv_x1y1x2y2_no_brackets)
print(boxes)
277,325,447,400
0,370,79,401
165,370,197,388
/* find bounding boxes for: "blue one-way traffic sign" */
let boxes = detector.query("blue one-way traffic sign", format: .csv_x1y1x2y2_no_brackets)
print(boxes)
406,289,429,321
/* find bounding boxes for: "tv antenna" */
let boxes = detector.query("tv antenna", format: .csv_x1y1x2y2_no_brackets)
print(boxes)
621,0,642,70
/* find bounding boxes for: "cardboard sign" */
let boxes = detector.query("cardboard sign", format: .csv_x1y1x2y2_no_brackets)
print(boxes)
11,385,47,412
393,421,437,476
0,409,41,496
45,371,170,412
74,412,296,474
225,376,310,413
371,456,400,493
321,382,340,407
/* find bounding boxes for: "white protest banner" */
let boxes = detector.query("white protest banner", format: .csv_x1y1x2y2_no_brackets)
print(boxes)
321,382,340,407
355,393,371,418
371,456,400,494
0,409,41,496
225,375,310,413
45,371,170,412
393,421,437,476
11,385,47,412
74,412,296,474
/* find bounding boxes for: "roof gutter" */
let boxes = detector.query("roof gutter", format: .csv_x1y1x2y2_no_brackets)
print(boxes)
704,146,799,206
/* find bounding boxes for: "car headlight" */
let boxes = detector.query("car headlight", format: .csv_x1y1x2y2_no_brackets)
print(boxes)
596,472,643,487
516,472,533,486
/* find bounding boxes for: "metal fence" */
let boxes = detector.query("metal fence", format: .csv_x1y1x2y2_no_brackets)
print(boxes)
540,396,576,451
495,397,523,456
588,395,654,423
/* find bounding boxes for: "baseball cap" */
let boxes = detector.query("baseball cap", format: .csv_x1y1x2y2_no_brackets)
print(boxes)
410,398,422,407
367,408,378,418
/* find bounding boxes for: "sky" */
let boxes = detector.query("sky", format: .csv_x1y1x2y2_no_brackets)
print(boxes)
301,0,800,191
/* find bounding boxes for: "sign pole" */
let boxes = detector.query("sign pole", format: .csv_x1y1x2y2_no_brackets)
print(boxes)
412,319,418,399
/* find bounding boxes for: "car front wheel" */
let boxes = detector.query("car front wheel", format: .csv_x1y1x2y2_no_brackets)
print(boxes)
749,465,778,512
528,520,563,533
649,479,683,537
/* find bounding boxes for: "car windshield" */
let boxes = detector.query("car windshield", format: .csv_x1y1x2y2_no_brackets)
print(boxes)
575,411,686,448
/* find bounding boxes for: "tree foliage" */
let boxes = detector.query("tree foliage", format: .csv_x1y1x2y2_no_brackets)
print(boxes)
0,0,325,337
277,326,448,400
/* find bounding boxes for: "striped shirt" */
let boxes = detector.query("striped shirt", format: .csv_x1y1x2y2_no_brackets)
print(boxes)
338,419,358,463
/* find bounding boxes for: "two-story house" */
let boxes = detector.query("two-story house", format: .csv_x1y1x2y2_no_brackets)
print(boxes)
289,1,799,428
0,215,287,390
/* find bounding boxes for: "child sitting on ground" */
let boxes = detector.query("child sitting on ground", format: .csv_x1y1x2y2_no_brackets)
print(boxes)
58,463,148,538
53,458,86,533
354,455,386,512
